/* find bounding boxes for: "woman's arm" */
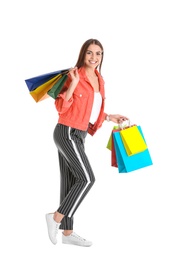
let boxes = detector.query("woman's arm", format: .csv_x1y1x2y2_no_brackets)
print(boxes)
105,114,129,124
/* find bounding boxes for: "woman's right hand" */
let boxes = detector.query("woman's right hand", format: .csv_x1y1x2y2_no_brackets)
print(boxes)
65,67,79,101
69,67,79,84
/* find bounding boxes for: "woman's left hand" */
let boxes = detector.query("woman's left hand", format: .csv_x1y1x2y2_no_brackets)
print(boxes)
108,114,129,124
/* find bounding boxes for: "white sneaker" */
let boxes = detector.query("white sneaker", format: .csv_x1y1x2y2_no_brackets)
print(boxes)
62,232,92,247
45,213,61,245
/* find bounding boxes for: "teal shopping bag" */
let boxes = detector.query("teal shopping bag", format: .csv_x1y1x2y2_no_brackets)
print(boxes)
112,126,153,173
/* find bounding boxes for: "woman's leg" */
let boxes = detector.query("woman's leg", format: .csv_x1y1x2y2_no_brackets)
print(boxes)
55,150,75,232
46,124,95,246
53,125,95,219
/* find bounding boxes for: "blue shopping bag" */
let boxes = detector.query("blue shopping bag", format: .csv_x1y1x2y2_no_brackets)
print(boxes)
113,126,153,173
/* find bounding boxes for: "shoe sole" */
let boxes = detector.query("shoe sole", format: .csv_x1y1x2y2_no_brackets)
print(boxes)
62,241,92,247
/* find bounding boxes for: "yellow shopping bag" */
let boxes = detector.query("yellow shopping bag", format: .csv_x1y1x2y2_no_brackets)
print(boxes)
120,125,147,156
106,122,133,150
30,74,62,102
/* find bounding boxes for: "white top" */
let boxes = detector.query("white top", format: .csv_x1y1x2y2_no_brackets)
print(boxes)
89,92,102,124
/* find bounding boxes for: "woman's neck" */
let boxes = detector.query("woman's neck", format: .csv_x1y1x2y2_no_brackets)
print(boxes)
85,67,97,78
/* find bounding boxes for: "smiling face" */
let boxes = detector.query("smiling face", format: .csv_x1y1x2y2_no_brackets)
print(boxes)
84,44,103,70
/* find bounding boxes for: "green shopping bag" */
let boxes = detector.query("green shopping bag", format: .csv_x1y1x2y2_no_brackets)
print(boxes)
106,125,119,150
47,74,68,99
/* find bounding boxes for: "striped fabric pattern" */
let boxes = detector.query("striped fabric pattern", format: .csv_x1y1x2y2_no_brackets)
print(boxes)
53,124,95,230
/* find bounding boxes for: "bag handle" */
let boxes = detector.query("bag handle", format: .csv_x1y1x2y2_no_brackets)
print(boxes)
118,119,131,130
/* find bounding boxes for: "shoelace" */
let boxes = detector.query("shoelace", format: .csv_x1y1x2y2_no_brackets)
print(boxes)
71,232,86,241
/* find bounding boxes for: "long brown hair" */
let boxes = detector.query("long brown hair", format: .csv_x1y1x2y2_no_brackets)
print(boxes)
75,39,104,74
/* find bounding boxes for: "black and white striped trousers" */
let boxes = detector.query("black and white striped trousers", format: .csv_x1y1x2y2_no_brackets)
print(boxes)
53,123,95,230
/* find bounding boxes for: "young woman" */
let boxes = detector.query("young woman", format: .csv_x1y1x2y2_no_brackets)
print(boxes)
46,39,128,247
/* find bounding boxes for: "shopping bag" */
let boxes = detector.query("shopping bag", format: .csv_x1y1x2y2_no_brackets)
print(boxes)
113,126,153,173
106,122,133,151
120,125,147,156
111,129,119,168
29,74,62,102
25,68,69,91
106,125,119,150
47,73,68,99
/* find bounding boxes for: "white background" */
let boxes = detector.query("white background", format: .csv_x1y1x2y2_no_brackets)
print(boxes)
0,0,181,259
